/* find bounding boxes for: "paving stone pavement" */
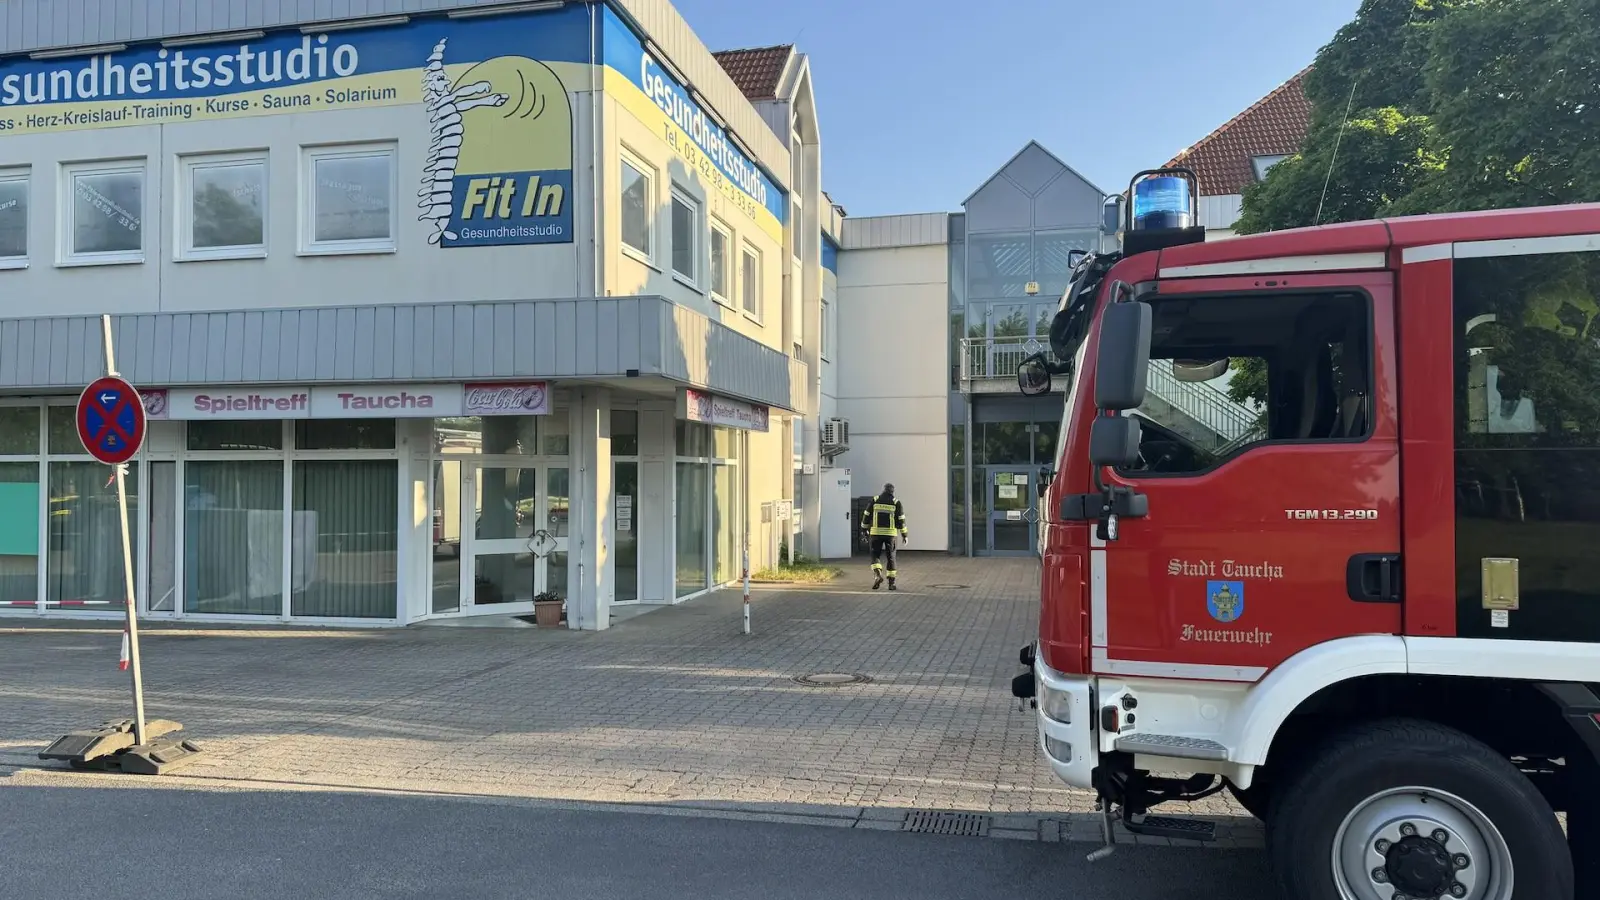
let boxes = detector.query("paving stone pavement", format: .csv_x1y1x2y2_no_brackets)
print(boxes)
0,552,1259,848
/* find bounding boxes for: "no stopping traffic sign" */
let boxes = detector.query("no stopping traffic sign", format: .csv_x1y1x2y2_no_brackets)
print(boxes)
76,375,147,465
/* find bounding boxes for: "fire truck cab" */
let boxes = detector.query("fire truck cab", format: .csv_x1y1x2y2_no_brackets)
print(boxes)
1012,171,1600,900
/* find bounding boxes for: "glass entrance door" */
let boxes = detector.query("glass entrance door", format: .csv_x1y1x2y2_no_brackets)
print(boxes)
613,461,638,605
460,463,569,614
986,467,1037,555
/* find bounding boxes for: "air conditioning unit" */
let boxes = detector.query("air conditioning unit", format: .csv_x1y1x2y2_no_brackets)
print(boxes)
820,417,849,460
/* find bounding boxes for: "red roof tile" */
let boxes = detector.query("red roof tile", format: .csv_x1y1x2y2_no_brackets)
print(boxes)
711,45,793,102
1165,67,1314,196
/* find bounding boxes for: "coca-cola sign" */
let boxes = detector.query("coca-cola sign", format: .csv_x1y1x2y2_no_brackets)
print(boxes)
464,382,550,416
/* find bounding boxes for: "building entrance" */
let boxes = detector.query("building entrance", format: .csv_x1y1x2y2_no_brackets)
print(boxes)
432,460,570,616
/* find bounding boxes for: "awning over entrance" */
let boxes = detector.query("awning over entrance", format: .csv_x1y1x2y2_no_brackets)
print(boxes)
0,296,806,413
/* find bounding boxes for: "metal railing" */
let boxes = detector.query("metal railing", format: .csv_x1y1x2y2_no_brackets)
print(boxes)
958,335,1259,446
1143,362,1259,443
958,336,1058,391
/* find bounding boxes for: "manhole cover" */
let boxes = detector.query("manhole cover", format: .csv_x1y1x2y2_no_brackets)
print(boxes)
902,810,992,837
929,583,970,590
791,672,872,687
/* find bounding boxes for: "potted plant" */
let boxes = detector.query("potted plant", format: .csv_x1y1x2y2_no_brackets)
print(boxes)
533,590,563,628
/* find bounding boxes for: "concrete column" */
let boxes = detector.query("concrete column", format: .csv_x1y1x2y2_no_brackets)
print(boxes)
569,387,612,630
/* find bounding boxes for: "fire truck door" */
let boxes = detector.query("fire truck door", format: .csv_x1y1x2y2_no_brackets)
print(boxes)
1093,277,1403,681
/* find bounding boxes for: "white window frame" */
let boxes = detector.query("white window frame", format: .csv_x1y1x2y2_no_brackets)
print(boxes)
709,219,734,307
820,297,832,361
669,185,700,289
619,151,655,265
0,168,29,270
177,151,268,262
1252,154,1289,181
59,159,147,267
741,240,762,322
791,253,803,351
299,142,398,256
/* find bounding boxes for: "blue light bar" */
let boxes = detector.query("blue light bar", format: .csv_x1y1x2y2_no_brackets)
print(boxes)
1131,176,1193,231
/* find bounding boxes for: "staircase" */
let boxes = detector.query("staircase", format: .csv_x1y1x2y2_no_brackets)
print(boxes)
1139,361,1259,451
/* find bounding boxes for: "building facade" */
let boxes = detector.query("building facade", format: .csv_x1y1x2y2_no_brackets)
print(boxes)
821,71,1315,558
824,143,1110,557
0,0,826,628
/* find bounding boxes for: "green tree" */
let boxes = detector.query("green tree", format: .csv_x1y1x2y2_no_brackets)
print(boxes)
1228,0,1600,409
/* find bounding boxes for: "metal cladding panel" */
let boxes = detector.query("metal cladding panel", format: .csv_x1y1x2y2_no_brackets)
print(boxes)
840,214,949,250
0,296,799,408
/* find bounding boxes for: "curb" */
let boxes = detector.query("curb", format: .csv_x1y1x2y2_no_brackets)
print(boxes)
0,753,1262,849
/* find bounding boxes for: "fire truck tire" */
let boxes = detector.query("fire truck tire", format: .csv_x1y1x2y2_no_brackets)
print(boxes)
1226,781,1270,822
1267,717,1571,900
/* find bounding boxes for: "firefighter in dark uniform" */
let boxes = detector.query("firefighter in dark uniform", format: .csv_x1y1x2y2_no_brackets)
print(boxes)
859,483,908,590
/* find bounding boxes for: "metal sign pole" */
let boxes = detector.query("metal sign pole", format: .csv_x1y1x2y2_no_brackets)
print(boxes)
37,316,200,776
742,431,751,635
101,315,148,749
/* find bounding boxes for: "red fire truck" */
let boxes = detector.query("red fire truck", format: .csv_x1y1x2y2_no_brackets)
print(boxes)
1010,170,1600,900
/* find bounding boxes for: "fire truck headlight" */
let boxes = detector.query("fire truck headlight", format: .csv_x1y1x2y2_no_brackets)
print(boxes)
1039,681,1073,723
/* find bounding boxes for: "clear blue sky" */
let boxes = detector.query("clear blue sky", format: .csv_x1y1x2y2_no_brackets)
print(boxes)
673,0,1363,217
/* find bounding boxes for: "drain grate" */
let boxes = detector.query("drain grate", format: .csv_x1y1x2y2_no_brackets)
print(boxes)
791,672,873,687
929,583,970,590
902,810,992,837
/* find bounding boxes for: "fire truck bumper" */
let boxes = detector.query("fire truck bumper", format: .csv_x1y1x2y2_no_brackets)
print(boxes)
1035,660,1097,790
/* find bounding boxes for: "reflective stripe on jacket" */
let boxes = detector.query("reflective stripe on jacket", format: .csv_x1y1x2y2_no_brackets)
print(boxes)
859,494,907,537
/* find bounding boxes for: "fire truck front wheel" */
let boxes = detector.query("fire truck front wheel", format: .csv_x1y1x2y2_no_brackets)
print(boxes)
1267,717,1571,900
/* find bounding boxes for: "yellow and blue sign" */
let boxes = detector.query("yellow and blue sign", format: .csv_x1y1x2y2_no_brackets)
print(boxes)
0,4,791,249
600,6,787,243
0,6,588,247
1206,580,1245,623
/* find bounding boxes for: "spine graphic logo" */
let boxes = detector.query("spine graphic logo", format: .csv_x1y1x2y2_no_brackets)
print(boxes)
419,38,509,244
416,38,574,248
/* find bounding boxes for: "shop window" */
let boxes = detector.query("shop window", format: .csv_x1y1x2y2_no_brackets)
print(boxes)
675,420,712,457
670,187,698,285
301,143,396,254
0,462,40,607
435,416,535,456
61,160,144,265
675,460,708,596
291,459,399,619
48,462,139,607
713,461,737,582
184,460,284,615
741,241,762,320
296,419,396,451
180,152,266,261
0,170,29,267
147,461,177,612
188,420,285,452
46,407,82,454
543,414,570,456
611,410,639,456
0,406,39,454
620,156,652,260
709,220,732,305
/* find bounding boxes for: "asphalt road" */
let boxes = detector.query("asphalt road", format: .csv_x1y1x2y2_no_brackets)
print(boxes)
0,777,1276,900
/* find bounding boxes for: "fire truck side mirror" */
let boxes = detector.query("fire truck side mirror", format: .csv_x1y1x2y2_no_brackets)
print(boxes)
1094,299,1152,411
1088,415,1142,468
